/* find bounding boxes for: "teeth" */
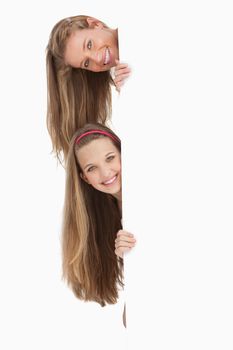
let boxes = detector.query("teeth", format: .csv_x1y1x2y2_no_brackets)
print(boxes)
104,48,110,65
103,175,117,185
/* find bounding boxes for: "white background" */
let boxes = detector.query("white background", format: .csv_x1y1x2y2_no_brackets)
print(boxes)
1,1,233,349
0,1,126,349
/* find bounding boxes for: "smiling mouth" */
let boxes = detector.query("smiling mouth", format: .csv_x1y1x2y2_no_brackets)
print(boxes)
104,47,110,65
102,175,117,185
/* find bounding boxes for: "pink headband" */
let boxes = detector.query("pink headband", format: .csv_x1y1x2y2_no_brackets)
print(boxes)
75,130,120,144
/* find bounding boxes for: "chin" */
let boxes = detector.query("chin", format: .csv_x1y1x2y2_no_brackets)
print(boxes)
110,186,121,196
99,186,120,196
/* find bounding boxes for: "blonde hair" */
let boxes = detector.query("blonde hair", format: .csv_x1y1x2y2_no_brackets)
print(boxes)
46,16,114,161
62,123,123,306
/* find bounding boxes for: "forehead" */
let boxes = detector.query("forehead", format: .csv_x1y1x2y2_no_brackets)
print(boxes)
77,137,119,165
64,29,87,66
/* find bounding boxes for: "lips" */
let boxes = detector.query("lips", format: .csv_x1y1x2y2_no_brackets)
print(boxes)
104,47,111,65
102,175,117,185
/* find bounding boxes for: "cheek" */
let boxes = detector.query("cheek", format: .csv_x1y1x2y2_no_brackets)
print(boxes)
91,34,101,48
115,159,121,172
86,173,100,186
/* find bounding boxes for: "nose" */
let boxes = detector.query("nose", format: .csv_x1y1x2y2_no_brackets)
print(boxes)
88,50,103,65
100,166,112,180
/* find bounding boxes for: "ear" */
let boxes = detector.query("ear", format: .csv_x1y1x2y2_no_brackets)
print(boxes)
80,172,90,184
86,17,104,29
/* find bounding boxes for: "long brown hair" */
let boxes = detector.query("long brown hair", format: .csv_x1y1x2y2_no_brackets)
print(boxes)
62,123,123,306
46,15,114,162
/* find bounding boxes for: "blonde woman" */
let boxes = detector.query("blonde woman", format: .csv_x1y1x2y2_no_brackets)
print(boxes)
62,123,136,327
46,15,130,160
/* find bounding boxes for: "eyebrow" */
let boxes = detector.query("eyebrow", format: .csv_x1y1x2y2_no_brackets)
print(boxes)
105,152,115,157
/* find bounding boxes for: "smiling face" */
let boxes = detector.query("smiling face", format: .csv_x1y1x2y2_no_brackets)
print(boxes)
64,19,119,72
77,137,121,197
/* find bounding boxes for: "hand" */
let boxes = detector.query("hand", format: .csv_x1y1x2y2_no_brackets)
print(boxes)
113,60,131,92
115,230,136,258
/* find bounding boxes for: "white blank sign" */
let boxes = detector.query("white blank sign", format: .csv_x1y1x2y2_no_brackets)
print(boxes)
113,1,233,348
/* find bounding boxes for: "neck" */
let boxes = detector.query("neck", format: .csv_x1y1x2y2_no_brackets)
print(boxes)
112,191,122,217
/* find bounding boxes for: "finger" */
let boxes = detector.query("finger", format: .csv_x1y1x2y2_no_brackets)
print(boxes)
114,71,131,79
115,82,122,90
115,240,136,247
115,236,136,244
115,233,136,242
114,67,131,76
115,242,136,251
114,73,131,84
117,230,134,238
116,244,135,251
115,64,130,72
115,241,136,249
116,236,137,243
114,82,123,92
114,63,130,70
